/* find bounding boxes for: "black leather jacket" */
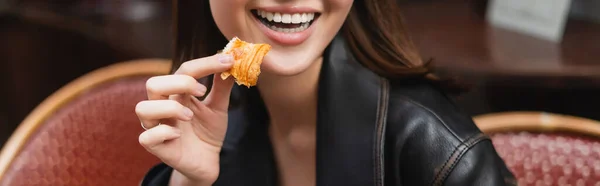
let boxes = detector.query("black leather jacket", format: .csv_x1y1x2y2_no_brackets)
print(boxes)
141,35,516,186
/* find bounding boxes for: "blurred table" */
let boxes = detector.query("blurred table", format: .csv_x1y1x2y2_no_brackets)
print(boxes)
400,2,600,120
402,2,600,88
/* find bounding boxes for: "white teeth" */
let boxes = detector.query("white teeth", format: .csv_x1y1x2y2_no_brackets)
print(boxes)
255,10,315,33
274,13,282,22
291,13,301,24
301,13,307,23
281,14,291,23
256,10,315,24
268,22,310,33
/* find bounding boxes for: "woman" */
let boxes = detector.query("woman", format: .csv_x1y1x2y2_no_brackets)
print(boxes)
136,0,516,185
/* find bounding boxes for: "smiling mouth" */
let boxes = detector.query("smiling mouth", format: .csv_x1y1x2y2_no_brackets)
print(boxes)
251,9,321,33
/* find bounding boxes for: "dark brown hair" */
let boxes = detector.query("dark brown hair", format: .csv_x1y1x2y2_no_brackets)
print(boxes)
172,0,460,93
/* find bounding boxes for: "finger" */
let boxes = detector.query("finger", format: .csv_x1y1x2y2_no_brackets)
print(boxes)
139,124,181,151
203,74,235,112
146,75,207,100
174,53,234,79
136,100,194,129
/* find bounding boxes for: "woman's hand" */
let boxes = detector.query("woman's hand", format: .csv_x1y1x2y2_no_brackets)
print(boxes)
135,54,234,185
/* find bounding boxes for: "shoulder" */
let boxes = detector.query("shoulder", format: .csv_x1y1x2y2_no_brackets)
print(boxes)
384,79,512,185
326,32,515,185
385,78,482,143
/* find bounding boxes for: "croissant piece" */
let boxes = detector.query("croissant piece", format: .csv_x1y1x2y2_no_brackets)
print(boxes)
220,37,271,87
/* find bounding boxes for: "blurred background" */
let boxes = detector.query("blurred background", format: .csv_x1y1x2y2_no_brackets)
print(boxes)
0,0,599,185
0,0,173,145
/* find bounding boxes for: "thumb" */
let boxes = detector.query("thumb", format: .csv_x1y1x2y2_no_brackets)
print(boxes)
204,74,235,112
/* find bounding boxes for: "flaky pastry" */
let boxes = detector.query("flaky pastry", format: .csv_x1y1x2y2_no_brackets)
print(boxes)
220,37,271,87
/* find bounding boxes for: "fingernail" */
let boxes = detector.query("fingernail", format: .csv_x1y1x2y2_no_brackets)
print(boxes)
173,128,182,135
218,54,233,64
183,108,194,120
195,84,207,96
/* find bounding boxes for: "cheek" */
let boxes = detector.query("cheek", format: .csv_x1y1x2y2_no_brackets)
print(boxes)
328,0,354,12
324,0,353,27
209,0,249,39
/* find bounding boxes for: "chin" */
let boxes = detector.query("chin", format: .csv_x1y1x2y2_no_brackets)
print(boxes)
259,49,321,77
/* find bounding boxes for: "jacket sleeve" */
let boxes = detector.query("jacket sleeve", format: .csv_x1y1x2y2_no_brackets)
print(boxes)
441,139,517,186
140,163,174,186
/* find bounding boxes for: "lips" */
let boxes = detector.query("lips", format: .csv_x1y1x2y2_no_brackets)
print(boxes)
251,8,321,45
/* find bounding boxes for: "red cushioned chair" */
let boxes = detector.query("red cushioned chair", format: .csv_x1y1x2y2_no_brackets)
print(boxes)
474,111,600,186
0,59,171,186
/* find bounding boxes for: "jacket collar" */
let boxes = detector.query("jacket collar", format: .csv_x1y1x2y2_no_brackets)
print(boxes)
219,34,387,186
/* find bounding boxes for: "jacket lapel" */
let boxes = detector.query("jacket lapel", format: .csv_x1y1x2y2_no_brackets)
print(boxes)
316,35,385,186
